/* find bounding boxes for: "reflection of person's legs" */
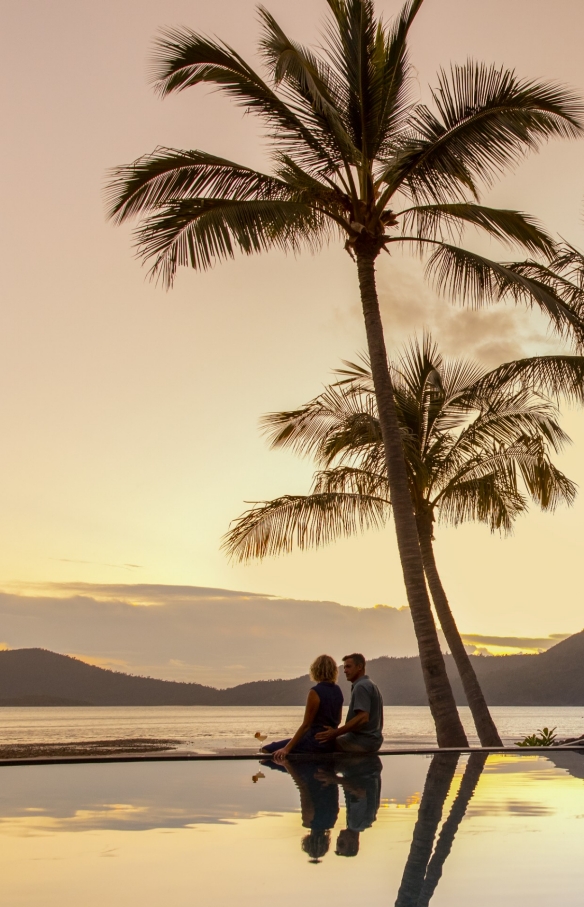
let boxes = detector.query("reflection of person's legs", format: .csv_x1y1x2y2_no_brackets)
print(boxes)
335,732,370,753
261,738,291,754
335,829,360,857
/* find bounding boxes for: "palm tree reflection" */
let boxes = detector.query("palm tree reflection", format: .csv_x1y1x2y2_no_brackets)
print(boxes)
395,753,487,907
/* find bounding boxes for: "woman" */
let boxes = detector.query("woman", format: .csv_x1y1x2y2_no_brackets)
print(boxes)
261,654,343,761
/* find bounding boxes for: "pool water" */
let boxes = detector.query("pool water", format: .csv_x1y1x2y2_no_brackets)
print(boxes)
1,751,583,905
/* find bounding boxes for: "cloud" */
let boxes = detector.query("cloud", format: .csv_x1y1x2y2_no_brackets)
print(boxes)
50,560,143,571
461,633,571,652
0,582,570,684
0,583,421,687
376,255,564,367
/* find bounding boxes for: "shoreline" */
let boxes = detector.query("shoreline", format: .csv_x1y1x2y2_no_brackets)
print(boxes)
0,741,583,766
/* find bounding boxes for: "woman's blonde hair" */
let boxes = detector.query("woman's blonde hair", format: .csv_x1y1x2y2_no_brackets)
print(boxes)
310,654,338,683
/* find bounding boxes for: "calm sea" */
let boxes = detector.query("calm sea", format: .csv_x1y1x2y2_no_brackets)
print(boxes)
0,705,582,750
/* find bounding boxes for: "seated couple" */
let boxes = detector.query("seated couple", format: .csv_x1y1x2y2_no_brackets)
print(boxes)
261,653,383,761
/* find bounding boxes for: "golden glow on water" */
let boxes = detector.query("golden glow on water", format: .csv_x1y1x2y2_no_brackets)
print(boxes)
0,755,583,906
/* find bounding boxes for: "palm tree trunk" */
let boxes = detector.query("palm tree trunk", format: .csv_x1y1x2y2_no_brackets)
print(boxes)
355,248,468,748
416,517,502,747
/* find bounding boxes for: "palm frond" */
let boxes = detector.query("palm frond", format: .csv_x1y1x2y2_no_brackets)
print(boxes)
506,259,584,311
437,355,487,403
318,409,382,466
438,471,526,533
550,242,584,290
449,391,569,455
312,466,389,497
258,8,358,167
420,242,584,342
469,355,584,404
384,62,584,202
134,197,330,285
222,490,389,561
517,449,577,510
365,0,425,158
106,148,291,224
324,0,378,161
150,29,339,175
397,204,556,257
261,383,374,459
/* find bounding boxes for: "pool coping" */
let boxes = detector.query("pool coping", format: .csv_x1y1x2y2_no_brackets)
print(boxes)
1,745,583,767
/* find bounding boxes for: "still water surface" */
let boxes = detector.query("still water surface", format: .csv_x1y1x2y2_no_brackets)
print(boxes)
0,704,583,749
2,751,584,905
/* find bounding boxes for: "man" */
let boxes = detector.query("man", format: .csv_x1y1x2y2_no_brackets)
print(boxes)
315,653,383,753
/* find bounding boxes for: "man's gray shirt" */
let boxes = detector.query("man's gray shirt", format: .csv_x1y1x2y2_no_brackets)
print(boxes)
346,675,384,748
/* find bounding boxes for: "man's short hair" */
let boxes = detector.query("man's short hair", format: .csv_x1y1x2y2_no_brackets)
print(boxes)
342,653,366,669
335,829,360,857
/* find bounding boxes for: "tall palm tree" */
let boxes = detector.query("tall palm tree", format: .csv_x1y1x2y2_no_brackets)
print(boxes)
223,338,577,745
106,0,584,745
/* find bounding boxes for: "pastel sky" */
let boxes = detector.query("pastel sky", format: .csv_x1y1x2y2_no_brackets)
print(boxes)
2,0,584,660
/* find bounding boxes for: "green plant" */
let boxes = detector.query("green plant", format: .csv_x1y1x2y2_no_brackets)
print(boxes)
516,726,557,747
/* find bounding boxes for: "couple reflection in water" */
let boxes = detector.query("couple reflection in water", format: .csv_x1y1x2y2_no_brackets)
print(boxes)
264,754,382,862
264,751,487,906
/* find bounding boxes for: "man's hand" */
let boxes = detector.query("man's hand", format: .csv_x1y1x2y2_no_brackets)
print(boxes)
315,726,338,743
314,767,340,785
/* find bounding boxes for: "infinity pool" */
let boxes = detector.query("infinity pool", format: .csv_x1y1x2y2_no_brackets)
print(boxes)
1,751,583,905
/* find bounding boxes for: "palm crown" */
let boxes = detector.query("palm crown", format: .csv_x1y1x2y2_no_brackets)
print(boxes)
224,337,576,561
107,0,584,341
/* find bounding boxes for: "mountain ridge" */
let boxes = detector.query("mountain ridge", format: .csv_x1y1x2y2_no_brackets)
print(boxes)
1,634,583,705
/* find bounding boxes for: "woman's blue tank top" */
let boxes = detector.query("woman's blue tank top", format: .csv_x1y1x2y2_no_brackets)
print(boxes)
311,682,344,730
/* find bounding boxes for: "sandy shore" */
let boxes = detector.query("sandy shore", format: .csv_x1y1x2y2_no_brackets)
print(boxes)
0,738,185,759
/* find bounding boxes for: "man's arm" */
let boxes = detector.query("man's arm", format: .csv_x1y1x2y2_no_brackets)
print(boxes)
314,710,369,743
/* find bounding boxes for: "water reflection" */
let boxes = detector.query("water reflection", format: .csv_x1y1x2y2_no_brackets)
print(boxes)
271,751,484,902
2,752,584,906
266,756,383,862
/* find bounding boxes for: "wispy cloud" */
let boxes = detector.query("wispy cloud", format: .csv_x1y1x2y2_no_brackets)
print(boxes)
50,559,143,571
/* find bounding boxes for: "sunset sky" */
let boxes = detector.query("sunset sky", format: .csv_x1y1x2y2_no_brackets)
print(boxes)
2,0,584,674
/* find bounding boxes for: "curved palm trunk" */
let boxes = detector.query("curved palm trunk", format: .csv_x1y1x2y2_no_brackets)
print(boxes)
416,517,502,747
356,249,468,748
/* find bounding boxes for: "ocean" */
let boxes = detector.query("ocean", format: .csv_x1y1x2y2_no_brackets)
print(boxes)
0,704,582,750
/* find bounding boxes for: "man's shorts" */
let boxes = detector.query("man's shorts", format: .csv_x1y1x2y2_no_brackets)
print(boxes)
336,732,382,753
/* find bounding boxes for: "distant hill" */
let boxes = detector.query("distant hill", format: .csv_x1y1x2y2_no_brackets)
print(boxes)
0,635,583,706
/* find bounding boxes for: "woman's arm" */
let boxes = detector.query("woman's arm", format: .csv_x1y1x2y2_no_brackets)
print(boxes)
272,689,320,761
282,761,315,826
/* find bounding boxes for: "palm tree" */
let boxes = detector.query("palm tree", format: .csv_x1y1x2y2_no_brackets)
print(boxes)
223,337,577,745
106,0,584,745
